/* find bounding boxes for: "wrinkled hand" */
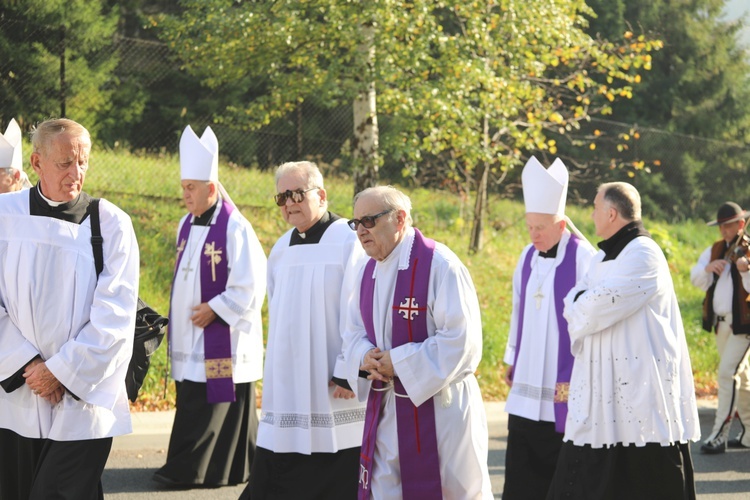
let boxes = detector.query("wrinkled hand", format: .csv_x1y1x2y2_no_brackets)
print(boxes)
706,259,728,275
24,361,64,405
191,303,217,329
360,348,394,382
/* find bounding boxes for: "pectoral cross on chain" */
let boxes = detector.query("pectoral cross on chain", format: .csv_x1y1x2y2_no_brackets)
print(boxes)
533,287,544,309
204,242,223,282
177,239,193,281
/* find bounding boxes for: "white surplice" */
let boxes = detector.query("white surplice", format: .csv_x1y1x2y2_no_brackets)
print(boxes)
0,190,139,440
257,219,368,454
170,198,267,383
343,228,493,500
504,231,595,422
562,236,700,448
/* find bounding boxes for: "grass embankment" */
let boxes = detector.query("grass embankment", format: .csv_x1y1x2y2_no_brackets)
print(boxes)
79,148,719,409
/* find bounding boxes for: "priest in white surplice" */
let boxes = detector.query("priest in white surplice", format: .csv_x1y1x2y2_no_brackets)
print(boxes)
0,118,139,499
502,157,595,500
343,186,492,500
243,161,367,499
153,125,267,488
547,182,700,499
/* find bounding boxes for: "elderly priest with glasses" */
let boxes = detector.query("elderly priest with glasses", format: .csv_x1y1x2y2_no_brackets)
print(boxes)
342,185,493,499
243,161,368,499
153,125,267,489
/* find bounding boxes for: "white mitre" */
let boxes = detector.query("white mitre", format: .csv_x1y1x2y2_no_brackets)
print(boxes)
0,118,23,170
179,125,219,181
521,156,569,216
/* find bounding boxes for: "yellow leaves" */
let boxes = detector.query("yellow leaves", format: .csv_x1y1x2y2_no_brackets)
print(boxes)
549,112,564,124
589,143,596,150
627,171,635,178
594,129,601,136
653,160,661,166
606,92,615,102
634,74,641,83
624,31,633,40
548,139,557,154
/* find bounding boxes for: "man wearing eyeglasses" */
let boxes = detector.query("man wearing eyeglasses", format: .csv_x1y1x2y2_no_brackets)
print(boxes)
243,161,368,500
342,185,493,499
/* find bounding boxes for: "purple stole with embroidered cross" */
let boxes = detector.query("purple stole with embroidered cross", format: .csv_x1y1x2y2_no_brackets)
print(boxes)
172,200,236,404
512,234,579,433
358,229,442,500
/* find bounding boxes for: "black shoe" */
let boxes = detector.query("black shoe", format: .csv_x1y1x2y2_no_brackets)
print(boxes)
700,438,727,454
152,472,189,489
728,438,749,449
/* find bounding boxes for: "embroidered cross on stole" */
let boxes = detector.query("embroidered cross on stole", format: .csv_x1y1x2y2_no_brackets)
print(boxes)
358,229,442,500
172,200,236,403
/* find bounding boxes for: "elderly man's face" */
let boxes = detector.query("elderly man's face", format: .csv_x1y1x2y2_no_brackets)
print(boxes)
526,213,565,252
353,193,403,261
181,179,215,217
31,132,90,202
276,170,325,233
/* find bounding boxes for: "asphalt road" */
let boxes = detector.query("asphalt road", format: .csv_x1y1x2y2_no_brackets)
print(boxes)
102,400,750,499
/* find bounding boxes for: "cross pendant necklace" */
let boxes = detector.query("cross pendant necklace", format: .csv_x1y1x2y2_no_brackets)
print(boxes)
533,255,554,310
533,287,544,309
181,232,200,281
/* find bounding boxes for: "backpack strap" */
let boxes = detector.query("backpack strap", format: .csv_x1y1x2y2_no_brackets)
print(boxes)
89,198,104,278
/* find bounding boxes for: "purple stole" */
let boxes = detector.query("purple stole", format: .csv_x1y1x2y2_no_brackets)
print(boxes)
172,200,236,404
358,229,442,500
512,234,579,433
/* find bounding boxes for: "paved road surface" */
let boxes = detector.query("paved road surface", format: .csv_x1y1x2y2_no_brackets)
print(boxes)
102,400,750,499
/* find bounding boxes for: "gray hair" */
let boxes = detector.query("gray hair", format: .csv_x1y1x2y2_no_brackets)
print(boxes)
354,185,413,227
31,118,90,155
599,182,641,221
274,161,324,190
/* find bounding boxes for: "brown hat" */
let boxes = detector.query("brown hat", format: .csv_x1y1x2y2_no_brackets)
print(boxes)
707,202,749,226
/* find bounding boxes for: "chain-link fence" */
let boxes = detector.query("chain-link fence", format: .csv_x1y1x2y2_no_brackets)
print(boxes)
2,14,749,221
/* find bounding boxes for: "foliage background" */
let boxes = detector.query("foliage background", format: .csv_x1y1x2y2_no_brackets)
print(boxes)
2,0,749,407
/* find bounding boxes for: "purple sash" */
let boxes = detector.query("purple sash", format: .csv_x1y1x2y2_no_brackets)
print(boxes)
172,200,236,403
512,234,579,433
358,229,442,500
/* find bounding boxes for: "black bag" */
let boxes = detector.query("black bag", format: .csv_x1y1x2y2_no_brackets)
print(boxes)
89,198,169,402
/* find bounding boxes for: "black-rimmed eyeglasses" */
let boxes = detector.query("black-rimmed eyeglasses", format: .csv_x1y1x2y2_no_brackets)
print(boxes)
348,210,393,230
274,187,318,206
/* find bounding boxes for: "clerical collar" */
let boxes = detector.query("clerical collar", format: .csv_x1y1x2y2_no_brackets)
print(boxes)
29,184,92,224
538,243,559,259
290,211,340,245
192,201,219,226
597,220,651,261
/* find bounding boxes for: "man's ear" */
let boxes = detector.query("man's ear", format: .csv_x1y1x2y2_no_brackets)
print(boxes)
30,153,41,175
318,187,327,205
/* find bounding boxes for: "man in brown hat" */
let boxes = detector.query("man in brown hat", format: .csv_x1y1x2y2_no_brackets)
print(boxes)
691,201,750,454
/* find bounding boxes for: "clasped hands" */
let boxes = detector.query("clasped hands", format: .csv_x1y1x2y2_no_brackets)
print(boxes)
23,358,65,405
360,348,394,383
